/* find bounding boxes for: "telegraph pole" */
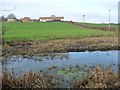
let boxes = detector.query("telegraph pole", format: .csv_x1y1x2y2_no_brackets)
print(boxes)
108,9,111,29
83,15,85,24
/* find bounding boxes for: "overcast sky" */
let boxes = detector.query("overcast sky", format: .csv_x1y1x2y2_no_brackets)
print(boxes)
0,0,119,23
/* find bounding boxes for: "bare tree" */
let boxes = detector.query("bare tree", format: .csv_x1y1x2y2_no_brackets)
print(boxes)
0,16,6,21
7,13,16,19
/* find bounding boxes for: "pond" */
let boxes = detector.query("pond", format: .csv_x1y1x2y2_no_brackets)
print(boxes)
2,50,118,74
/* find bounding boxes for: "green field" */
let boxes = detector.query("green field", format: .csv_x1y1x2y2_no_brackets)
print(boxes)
3,22,114,41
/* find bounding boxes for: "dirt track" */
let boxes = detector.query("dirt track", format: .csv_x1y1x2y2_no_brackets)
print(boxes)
2,36,119,57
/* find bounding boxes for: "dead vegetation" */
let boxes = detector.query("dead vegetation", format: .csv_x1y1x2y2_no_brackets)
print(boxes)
2,69,56,88
73,66,120,88
2,36,119,57
2,66,120,88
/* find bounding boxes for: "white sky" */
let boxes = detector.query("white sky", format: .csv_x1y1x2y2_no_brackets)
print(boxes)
0,0,119,23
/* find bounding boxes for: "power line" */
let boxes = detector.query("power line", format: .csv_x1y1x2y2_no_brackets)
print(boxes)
0,7,16,12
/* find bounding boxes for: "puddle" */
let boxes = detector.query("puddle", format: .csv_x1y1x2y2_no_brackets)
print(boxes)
2,50,118,74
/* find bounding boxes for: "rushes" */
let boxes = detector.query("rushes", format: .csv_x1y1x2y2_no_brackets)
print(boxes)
73,66,120,88
2,69,54,88
2,66,120,88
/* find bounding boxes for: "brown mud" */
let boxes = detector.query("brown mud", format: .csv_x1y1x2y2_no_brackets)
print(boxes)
2,36,119,57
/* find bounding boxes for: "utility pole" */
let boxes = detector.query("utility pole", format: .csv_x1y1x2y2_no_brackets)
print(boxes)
83,15,85,24
108,9,111,29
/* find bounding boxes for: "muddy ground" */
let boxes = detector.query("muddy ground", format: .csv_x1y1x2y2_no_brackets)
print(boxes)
2,36,119,57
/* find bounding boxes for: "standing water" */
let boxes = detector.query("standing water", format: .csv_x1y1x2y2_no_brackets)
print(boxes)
2,50,119,88
2,50,118,74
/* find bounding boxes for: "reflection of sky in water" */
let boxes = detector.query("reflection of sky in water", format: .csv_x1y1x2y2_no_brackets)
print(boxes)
2,50,119,75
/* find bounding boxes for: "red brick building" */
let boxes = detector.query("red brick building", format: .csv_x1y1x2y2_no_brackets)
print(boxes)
21,17,31,22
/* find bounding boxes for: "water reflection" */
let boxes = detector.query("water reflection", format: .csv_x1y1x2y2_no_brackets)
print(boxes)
2,50,118,75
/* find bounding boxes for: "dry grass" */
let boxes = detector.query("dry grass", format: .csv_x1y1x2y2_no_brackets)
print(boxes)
3,36,119,57
2,68,56,88
2,66,120,88
73,66,120,88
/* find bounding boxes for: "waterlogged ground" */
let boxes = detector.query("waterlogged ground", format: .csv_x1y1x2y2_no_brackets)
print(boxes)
3,36,119,57
2,50,119,88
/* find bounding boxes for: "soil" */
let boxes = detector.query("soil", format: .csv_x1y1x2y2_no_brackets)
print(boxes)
2,36,119,57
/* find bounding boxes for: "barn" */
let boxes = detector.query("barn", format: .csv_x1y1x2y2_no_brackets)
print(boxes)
21,17,31,22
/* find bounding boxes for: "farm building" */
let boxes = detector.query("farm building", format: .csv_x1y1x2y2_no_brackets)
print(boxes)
39,15,64,22
7,17,17,22
7,18,17,22
21,17,31,22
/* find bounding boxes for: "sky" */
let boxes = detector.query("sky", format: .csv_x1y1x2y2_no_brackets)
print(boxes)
0,0,119,23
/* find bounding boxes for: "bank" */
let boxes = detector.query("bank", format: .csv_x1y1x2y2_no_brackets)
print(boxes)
2,36,119,57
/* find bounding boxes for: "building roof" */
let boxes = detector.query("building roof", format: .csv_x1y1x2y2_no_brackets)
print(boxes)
23,17,30,19
20,17,31,21
39,15,64,19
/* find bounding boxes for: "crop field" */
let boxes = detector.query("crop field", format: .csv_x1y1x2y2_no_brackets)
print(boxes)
3,22,114,41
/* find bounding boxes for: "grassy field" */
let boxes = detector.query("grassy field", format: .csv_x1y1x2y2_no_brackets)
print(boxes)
3,22,114,41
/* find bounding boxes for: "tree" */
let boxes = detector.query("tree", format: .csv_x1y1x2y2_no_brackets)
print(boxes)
0,16,6,21
7,14,16,19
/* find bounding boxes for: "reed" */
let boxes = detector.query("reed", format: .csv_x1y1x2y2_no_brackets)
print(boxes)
73,66,120,88
2,68,55,88
2,66,120,88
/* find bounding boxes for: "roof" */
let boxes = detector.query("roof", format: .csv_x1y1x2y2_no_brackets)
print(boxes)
23,17,30,19
39,15,64,19
7,17,16,19
39,16,64,19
